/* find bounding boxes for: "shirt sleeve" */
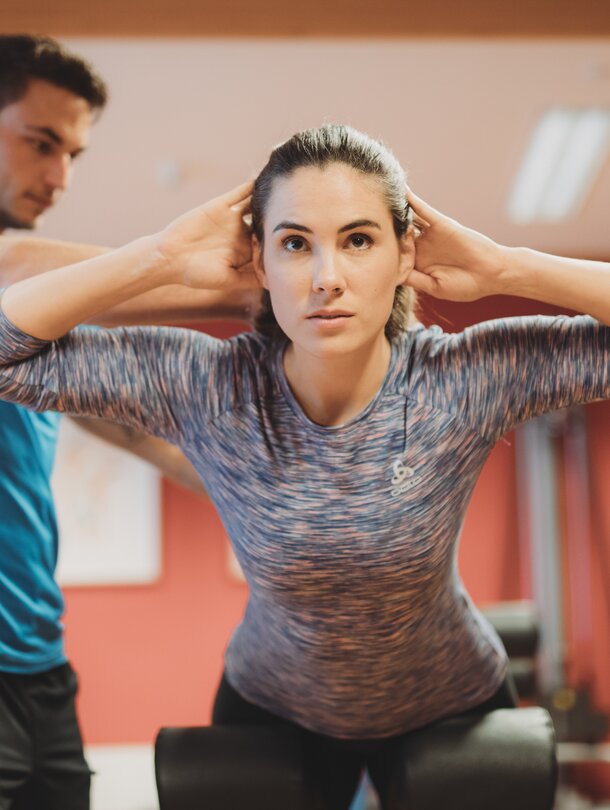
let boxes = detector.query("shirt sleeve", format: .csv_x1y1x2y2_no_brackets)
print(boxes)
0,307,220,446
416,314,610,443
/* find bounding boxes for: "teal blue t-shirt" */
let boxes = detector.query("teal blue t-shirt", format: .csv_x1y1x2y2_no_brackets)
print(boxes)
0,401,66,673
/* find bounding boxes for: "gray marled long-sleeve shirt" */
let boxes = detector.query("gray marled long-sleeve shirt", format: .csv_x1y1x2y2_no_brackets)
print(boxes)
1,309,609,738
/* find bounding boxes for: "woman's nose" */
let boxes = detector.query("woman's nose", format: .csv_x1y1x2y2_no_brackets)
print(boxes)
312,253,346,294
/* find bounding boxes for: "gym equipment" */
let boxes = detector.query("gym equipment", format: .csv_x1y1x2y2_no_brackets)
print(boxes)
155,724,314,810
379,706,557,810
481,600,540,699
155,706,556,810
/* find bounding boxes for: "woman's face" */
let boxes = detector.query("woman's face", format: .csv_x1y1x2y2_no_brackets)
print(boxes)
254,163,414,360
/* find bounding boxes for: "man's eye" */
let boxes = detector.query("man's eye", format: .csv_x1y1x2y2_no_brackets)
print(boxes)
347,233,372,249
29,139,54,156
282,236,307,252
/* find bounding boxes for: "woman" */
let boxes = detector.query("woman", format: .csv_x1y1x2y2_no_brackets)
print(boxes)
1,125,609,808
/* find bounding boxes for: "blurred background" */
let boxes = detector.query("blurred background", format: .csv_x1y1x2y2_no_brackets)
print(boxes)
1,1,610,808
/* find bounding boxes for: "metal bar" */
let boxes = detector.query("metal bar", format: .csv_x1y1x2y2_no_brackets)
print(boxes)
563,408,595,683
558,743,610,763
515,416,566,693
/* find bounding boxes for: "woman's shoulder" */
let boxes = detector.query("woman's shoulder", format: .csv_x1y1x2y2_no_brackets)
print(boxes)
206,329,282,402
399,314,606,378
161,326,272,361
224,329,277,368
405,313,601,348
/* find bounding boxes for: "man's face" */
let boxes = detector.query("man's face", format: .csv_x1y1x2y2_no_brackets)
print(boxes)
0,78,94,231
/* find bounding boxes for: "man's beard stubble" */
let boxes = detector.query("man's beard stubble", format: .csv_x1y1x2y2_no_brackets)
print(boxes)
0,206,35,232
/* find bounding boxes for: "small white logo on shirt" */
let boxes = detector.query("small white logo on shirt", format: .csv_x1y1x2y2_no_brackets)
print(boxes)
390,458,420,497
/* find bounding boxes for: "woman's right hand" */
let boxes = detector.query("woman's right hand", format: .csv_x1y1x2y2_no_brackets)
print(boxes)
154,181,255,291
0,181,257,342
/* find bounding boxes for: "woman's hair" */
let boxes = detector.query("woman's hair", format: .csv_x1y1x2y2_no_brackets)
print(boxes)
251,124,417,341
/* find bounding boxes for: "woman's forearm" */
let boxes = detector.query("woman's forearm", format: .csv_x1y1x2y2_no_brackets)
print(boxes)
407,192,610,323
0,181,254,339
0,236,261,326
1,235,168,340
500,247,610,325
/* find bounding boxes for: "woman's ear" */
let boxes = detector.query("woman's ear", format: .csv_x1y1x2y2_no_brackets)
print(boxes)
252,237,269,290
397,230,416,286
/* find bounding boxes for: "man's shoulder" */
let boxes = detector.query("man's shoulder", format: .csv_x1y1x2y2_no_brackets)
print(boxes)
0,399,60,429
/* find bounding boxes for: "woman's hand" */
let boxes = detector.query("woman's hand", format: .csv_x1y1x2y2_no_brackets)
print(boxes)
0,181,258,341
154,180,255,291
405,191,510,302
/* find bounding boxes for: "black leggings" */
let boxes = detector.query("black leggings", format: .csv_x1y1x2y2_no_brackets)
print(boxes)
212,673,518,810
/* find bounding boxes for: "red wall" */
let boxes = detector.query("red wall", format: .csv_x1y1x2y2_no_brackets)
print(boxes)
62,300,610,793
65,483,246,741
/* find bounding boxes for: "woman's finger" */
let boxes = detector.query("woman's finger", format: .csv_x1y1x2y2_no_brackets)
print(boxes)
232,196,252,215
220,180,255,208
404,269,437,295
406,188,442,226
412,212,430,230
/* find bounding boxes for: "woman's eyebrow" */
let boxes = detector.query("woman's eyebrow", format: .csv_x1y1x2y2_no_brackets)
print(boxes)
338,219,381,233
273,221,312,234
272,219,382,234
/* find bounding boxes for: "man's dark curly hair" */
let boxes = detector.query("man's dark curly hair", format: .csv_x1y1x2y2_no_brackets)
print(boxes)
0,35,107,112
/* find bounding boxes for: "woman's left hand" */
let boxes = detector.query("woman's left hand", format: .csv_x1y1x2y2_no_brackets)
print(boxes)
405,191,510,302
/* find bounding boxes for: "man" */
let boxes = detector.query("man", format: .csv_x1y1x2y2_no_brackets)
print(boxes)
0,35,254,809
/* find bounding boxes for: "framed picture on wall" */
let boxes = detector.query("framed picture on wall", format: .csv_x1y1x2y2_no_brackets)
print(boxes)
52,418,162,586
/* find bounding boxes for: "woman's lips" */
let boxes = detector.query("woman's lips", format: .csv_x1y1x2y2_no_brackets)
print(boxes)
307,311,354,328
307,311,354,319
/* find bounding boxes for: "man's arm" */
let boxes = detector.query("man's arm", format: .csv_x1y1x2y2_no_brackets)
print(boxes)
71,417,207,496
0,235,260,325
97,282,259,326
0,236,108,283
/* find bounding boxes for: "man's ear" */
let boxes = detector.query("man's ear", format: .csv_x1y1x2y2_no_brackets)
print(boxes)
397,231,415,286
252,237,269,290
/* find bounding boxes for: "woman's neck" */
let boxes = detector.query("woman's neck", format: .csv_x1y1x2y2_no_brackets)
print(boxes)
283,336,392,427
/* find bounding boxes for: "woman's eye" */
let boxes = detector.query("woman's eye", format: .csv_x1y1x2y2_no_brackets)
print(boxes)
282,236,307,252
347,233,372,250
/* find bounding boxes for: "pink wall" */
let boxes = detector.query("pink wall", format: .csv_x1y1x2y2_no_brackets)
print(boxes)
62,302,610,793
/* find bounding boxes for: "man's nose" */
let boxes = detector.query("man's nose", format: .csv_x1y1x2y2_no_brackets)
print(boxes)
44,154,72,192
